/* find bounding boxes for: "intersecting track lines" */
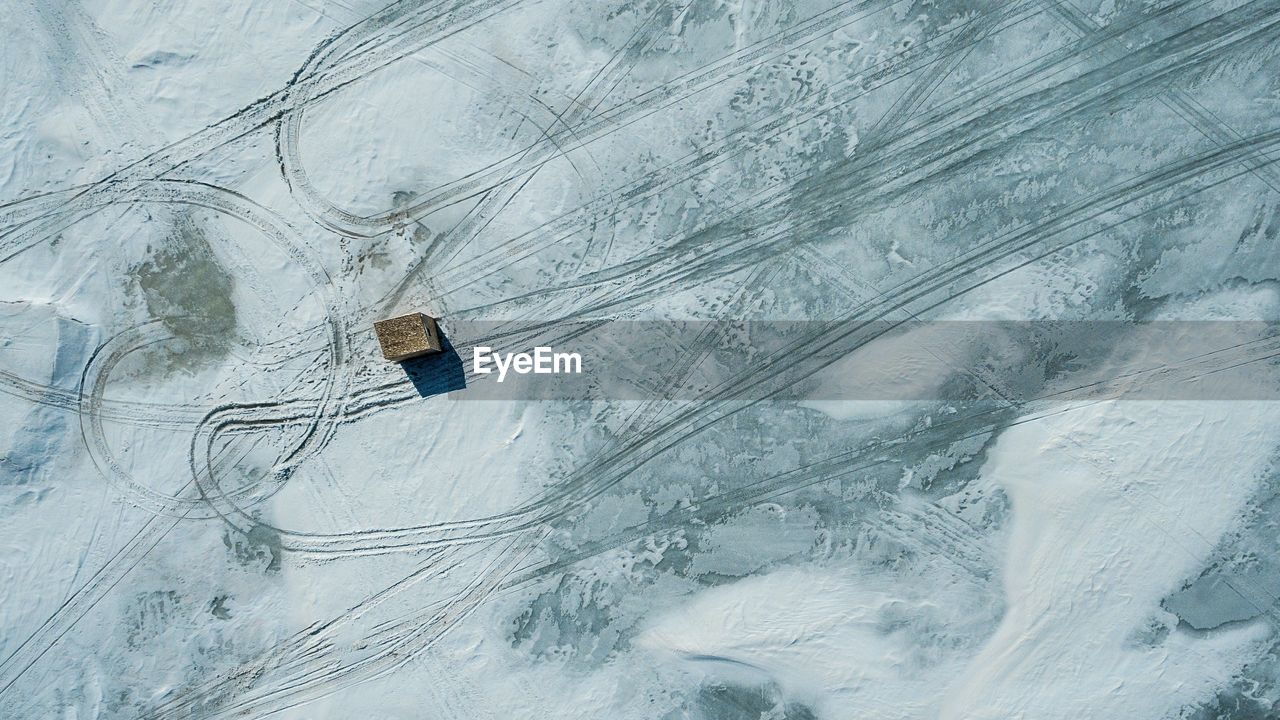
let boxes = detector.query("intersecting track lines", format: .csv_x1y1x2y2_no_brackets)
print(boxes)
0,0,527,264
135,4,1280,714
52,106,1280,568
120,124,1280,718
369,0,696,318
361,0,958,317
0,413,281,701
153,0,922,556
369,123,1280,554
1038,0,1280,194
161,116,1280,566
277,0,683,241
4,1,1278,713
0,179,348,701
286,0,940,244
492,329,1280,598
140,532,546,719
430,0,1247,316
419,0,1051,307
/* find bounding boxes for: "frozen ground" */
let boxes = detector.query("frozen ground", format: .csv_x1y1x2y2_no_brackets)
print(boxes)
2,0,1280,718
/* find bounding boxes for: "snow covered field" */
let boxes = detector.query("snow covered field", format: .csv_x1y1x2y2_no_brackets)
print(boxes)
3,0,1280,717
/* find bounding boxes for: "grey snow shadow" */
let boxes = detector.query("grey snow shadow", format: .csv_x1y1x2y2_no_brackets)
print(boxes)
400,328,466,398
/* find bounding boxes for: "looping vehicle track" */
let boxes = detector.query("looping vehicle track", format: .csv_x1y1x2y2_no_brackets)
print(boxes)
3,0,1280,716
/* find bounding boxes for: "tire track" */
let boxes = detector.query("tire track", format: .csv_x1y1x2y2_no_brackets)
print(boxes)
194,120,1280,562
279,0,914,240
387,0,1050,309
427,0,1213,311
0,367,206,429
380,123,1280,553
1038,0,1280,194
0,0,527,263
499,328,1280,591
6,7,1275,711
190,319,1280,719
442,0,1277,320
47,114,1278,561
369,0,698,315
0,412,276,701
157,116,1280,561
35,18,1278,716
142,533,544,719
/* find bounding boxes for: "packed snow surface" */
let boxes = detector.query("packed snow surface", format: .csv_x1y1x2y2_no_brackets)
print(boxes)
3,0,1280,718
